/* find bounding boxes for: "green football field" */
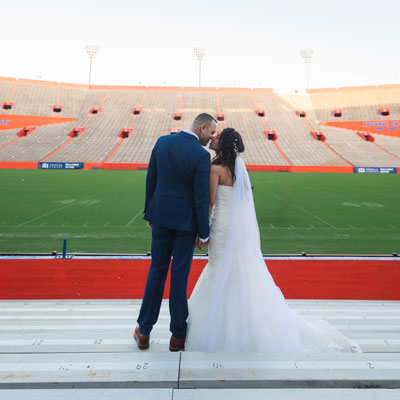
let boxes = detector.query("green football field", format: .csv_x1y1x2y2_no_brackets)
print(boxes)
0,169,399,255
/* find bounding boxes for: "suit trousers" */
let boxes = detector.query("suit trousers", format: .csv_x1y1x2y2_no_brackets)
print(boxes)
137,224,197,338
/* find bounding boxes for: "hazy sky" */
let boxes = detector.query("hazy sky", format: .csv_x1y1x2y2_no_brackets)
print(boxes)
2,0,400,89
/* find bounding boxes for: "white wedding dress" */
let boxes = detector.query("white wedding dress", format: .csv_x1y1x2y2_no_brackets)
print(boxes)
186,157,361,353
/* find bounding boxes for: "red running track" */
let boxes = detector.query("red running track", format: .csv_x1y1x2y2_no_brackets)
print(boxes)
0,258,399,300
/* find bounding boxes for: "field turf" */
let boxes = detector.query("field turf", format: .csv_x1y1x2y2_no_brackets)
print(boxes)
0,169,399,255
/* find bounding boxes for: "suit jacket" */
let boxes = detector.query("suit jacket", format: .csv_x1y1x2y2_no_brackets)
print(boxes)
144,131,210,239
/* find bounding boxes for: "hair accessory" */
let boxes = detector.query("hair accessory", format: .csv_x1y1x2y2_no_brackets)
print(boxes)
233,141,239,154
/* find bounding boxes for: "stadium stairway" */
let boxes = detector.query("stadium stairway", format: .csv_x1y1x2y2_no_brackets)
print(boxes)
0,299,399,398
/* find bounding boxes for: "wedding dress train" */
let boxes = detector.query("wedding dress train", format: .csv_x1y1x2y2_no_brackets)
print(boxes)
186,157,361,353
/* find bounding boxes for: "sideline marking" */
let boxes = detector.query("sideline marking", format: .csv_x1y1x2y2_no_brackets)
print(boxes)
258,226,399,231
2,224,398,232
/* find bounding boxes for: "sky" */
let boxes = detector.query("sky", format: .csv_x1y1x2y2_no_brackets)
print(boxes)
1,0,400,90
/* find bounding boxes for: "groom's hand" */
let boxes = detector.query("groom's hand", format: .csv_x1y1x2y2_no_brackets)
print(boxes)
196,238,209,252
147,221,153,229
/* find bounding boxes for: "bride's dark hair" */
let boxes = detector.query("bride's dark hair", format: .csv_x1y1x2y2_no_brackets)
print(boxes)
211,128,245,183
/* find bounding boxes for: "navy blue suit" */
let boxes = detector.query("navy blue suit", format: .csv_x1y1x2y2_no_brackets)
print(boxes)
138,131,210,338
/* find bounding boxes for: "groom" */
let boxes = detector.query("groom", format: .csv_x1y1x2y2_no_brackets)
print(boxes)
135,113,217,351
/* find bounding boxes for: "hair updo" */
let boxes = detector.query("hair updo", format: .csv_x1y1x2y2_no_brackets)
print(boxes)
211,127,245,183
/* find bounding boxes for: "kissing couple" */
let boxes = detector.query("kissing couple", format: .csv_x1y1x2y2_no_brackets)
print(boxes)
134,113,361,353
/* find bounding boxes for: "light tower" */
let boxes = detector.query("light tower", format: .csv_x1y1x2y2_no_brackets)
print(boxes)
193,47,206,89
300,49,314,91
85,44,99,88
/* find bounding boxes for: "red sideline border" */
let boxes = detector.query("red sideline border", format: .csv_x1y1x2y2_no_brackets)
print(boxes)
0,161,370,173
1,161,399,173
0,258,398,300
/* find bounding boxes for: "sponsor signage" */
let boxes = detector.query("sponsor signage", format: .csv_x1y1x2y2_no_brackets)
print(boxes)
363,121,399,131
354,167,397,174
39,162,84,169
318,120,400,136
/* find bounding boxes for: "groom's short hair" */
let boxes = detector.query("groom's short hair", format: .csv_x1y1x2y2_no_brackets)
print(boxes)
192,113,217,128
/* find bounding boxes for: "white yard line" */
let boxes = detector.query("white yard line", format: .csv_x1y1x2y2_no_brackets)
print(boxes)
370,207,400,220
126,209,144,227
18,183,126,227
269,191,337,229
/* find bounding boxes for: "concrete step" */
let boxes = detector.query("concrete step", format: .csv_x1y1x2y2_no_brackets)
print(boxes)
0,352,180,389
0,388,173,400
1,388,400,400
0,332,398,353
179,352,400,389
0,300,399,390
1,352,400,390
173,388,400,400
0,299,399,353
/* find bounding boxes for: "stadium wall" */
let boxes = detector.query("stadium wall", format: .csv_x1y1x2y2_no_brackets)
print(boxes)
0,162,38,169
0,162,358,173
0,115,76,131
0,257,398,300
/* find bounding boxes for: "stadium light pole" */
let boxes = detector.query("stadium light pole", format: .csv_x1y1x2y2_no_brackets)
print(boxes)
300,49,314,91
85,45,99,88
194,47,206,89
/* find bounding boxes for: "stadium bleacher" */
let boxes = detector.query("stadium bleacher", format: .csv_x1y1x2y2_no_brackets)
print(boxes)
107,90,180,163
309,85,400,122
1,78,400,167
0,299,399,396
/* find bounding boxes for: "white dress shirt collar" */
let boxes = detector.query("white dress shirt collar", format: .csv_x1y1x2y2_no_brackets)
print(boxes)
183,129,199,141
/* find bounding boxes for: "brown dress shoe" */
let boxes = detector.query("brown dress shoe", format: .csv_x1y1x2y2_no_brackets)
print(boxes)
134,325,150,350
169,335,185,352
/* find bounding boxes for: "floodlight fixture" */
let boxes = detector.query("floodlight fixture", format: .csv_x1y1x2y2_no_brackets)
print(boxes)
194,47,206,60
300,49,314,91
300,49,314,63
85,44,99,87
194,47,206,89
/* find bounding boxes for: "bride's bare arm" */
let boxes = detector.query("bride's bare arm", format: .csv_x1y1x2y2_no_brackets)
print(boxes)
209,165,220,215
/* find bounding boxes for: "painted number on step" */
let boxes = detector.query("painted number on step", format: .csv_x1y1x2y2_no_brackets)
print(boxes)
136,363,149,370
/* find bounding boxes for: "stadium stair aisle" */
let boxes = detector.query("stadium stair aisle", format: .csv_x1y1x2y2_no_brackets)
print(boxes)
0,299,399,396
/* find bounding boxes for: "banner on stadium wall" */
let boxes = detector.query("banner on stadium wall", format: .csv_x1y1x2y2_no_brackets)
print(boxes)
354,167,397,174
38,162,84,169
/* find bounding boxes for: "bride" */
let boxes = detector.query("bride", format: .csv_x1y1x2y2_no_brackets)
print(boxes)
186,128,361,353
